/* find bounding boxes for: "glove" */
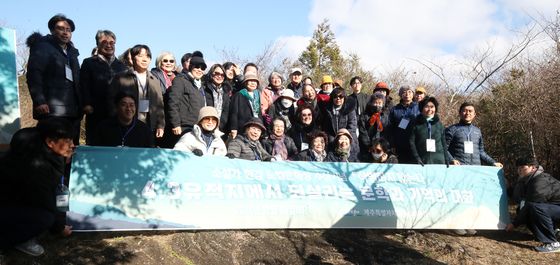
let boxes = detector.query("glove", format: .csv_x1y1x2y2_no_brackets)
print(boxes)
226,154,236,159
192,149,203,157
417,159,425,167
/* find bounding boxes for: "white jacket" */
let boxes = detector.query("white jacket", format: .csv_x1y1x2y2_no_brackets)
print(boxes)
174,125,227,156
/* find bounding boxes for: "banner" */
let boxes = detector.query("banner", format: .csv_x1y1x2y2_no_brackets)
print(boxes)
68,146,509,231
0,27,20,145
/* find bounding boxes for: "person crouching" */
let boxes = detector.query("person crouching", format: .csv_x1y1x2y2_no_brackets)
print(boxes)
174,106,227,156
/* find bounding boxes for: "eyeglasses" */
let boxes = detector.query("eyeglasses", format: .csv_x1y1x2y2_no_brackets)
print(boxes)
213,72,225,77
55,26,72,33
100,40,115,46
162,59,175,63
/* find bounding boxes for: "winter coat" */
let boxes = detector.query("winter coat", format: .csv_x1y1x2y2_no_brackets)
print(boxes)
388,101,420,163
319,102,358,144
293,149,329,162
204,82,232,133
261,135,298,160
227,135,272,161
288,122,318,152
228,90,263,133
174,124,227,156
512,166,560,226
167,72,207,132
347,92,369,116
326,149,359,163
358,104,389,153
108,70,165,131
267,100,296,129
80,55,128,118
287,81,303,98
445,122,497,165
26,33,81,119
150,68,177,92
93,117,154,147
408,114,449,165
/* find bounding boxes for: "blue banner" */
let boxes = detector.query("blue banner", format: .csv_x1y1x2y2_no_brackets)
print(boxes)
68,146,509,231
0,27,20,145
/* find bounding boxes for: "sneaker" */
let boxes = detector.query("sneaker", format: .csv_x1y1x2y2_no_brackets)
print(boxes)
452,229,467,235
535,242,560,253
14,238,44,256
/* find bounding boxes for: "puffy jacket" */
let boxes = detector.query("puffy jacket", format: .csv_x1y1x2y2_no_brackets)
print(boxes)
167,73,207,131
261,135,298,160
174,124,227,156
319,102,358,143
227,135,272,161
26,33,81,119
445,122,496,165
512,166,560,226
408,114,449,165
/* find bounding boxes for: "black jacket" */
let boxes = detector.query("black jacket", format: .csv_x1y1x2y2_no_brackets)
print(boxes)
80,55,128,118
288,122,318,152
261,135,298,159
512,166,560,226
204,82,232,133
228,91,263,133
167,73,207,131
347,92,369,116
26,33,81,119
93,117,154,147
318,101,358,143
358,104,389,152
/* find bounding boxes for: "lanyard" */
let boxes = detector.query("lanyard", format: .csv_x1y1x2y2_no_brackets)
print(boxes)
464,124,473,141
121,120,136,146
427,121,432,139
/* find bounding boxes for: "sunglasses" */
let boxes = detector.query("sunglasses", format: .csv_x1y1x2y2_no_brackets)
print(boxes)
162,59,175,63
213,72,225,77
193,64,207,71
335,95,345,99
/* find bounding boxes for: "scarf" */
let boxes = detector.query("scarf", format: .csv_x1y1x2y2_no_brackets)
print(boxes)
245,135,264,160
211,83,224,118
240,88,261,117
270,134,288,160
200,130,215,149
368,113,384,132
335,146,351,162
311,149,327,162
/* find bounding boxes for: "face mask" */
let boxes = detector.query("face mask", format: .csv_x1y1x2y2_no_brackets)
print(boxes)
372,105,383,113
372,152,383,160
281,99,293,108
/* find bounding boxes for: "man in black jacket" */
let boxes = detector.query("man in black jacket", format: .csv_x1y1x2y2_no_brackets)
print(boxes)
506,156,560,253
26,14,81,144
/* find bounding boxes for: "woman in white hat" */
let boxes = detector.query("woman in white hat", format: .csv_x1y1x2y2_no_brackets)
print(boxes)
174,106,227,156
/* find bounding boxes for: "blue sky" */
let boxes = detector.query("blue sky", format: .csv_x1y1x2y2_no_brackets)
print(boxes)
2,0,558,80
1,0,313,66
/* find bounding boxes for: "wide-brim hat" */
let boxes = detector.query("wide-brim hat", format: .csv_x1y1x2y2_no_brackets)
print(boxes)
243,73,259,84
278,89,297,101
243,117,266,131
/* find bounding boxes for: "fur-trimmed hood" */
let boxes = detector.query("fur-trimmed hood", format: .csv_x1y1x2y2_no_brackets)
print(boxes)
26,32,44,48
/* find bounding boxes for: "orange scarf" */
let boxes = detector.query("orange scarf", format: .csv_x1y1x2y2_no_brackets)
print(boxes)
368,113,383,131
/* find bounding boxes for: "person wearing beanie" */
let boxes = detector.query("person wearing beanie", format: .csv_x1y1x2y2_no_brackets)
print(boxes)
319,87,358,152
506,157,560,253
319,75,334,95
373,81,394,110
93,91,153,147
228,73,263,139
387,84,420,163
167,50,207,145
287,67,304,98
174,106,227,156
226,117,272,161
408,96,449,165
326,128,358,162
414,86,427,102
358,92,389,161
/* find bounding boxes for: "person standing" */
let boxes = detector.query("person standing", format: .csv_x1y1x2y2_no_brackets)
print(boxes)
80,30,128,145
408,97,449,165
26,14,82,144
347,76,369,117
388,85,419,163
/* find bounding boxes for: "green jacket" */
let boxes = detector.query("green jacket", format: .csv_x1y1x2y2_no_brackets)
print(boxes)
408,114,449,165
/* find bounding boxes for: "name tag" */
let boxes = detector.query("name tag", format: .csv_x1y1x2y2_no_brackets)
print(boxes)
464,141,474,154
301,143,309,151
426,139,436,152
398,118,409,129
138,99,150,113
56,194,69,208
65,65,73,82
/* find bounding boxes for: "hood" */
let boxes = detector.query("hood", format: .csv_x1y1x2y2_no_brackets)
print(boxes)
26,32,44,48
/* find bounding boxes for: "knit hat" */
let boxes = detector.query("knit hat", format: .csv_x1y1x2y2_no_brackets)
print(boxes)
415,86,426,94
243,73,259,84
373,82,390,94
278,89,297,101
398,85,413,96
197,106,220,124
321,75,333,85
243,117,266,132
335,128,353,142
189,51,206,70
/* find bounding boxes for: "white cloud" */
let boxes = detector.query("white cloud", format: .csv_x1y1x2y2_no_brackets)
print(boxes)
276,0,559,85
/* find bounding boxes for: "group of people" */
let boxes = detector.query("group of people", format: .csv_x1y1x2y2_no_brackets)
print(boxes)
1,14,560,256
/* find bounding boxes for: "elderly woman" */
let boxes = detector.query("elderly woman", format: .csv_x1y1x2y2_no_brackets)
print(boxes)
226,118,272,161
293,131,329,162
0,118,74,256
109,44,165,139
318,75,334,95
409,96,449,165
151,51,178,92
358,92,389,161
174,106,227,156
228,73,263,139
327,129,359,162
261,117,298,161
266,72,287,102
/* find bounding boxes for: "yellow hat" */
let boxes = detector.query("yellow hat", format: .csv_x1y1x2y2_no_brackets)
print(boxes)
415,86,426,94
321,75,333,85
